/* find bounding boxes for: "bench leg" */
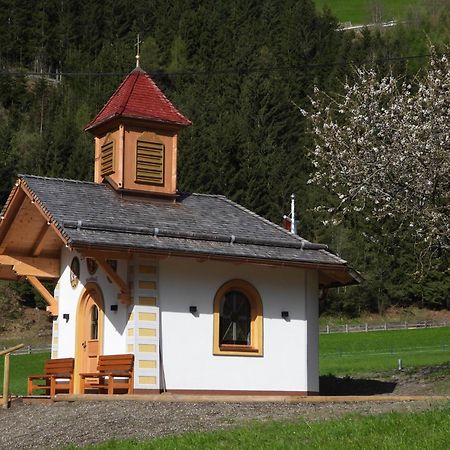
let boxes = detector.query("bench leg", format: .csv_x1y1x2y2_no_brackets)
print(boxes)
107,377,113,395
50,378,56,397
27,379,33,396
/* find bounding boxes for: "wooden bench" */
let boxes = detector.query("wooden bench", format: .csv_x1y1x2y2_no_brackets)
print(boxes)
27,358,74,397
79,354,134,394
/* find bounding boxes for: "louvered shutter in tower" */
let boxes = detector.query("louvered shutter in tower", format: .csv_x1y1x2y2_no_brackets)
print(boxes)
136,139,164,185
100,140,115,177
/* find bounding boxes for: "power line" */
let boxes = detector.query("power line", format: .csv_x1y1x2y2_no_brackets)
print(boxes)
0,52,441,79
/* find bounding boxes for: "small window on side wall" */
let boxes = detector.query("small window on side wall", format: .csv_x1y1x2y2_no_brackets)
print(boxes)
213,279,263,356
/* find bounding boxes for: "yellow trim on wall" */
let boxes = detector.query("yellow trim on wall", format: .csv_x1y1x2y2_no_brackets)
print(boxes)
127,344,134,353
139,360,157,369
213,279,263,357
139,376,157,385
138,328,156,337
138,281,156,290
139,344,156,353
139,265,156,274
139,296,156,306
128,328,134,337
138,312,156,321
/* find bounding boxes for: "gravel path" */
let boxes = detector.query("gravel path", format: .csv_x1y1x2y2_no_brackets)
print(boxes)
0,398,439,449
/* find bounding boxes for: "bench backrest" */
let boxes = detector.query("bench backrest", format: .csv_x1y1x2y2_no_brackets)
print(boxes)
44,358,74,375
97,354,134,374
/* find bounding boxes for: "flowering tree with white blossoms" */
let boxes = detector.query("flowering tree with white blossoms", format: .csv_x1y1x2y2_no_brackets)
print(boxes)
307,51,449,252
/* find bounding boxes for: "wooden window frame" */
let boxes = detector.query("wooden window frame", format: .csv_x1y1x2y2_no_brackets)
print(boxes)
213,279,263,357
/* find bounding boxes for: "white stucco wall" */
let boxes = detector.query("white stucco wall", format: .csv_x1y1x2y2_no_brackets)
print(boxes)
158,257,319,393
56,248,129,358
54,250,320,393
305,270,319,392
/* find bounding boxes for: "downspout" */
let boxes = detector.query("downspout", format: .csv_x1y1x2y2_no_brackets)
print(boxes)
290,193,295,234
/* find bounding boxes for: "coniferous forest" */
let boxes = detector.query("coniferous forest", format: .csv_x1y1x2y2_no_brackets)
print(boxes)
0,0,448,316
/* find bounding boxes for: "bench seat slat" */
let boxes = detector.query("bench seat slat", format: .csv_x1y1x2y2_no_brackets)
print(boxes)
80,354,134,395
27,358,74,397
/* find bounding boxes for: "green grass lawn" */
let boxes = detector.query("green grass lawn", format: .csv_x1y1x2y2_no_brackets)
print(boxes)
315,0,416,24
321,327,450,375
69,404,450,449
2,328,450,394
0,352,49,396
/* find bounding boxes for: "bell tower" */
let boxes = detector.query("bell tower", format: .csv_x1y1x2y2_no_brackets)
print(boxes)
84,66,191,197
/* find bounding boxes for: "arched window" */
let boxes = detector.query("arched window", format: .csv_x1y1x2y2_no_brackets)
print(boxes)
220,290,251,345
213,280,263,356
90,305,99,340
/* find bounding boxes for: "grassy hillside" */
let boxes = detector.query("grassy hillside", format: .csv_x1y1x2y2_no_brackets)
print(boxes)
315,0,417,24
321,327,450,375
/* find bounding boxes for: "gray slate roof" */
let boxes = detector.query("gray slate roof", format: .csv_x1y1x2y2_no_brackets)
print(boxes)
19,175,349,267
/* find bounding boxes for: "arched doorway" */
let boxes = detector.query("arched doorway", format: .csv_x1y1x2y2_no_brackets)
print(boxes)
74,283,104,393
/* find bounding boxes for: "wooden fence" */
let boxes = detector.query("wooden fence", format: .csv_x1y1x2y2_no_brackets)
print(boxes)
0,344,51,355
320,320,450,334
1,344,24,409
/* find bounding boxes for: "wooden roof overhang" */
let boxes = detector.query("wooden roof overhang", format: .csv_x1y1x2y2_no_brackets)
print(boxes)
0,179,135,311
73,243,362,288
0,180,65,315
85,115,186,137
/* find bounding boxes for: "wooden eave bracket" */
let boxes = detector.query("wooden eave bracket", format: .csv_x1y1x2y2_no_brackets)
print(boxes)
95,257,131,304
26,275,58,316
0,255,59,315
0,255,59,278
31,222,52,257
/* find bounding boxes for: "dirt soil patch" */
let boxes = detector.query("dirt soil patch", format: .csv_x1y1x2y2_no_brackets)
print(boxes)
0,307,52,349
320,307,450,326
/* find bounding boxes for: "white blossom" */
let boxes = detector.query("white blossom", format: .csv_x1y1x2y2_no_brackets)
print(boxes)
307,48,450,251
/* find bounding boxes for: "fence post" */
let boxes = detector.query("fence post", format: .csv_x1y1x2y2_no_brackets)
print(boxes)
345,324,349,333
27,345,31,355
326,325,329,334
384,323,387,330
1,344,25,409
2,352,10,409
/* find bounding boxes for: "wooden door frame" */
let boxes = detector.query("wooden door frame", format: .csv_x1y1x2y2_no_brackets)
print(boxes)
74,282,105,394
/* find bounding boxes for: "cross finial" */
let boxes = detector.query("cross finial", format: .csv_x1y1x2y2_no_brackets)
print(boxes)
135,34,142,68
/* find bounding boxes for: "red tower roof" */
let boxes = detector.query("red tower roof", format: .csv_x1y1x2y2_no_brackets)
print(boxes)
84,67,191,131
